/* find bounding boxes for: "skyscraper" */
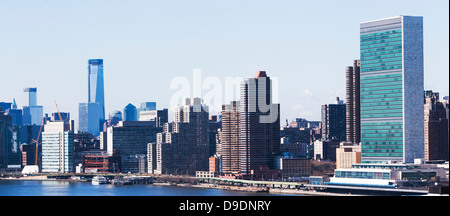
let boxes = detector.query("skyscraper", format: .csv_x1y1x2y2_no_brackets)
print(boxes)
78,102,100,136
346,60,361,144
123,103,137,121
240,71,280,174
321,97,346,141
424,90,449,161
220,101,241,175
41,121,74,173
360,16,424,163
88,59,105,121
23,87,43,126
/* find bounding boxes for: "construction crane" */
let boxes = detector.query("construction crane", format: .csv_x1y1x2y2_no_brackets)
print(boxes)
54,100,64,121
32,117,45,166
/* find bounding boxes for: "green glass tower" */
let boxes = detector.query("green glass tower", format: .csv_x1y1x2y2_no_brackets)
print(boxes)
360,16,424,163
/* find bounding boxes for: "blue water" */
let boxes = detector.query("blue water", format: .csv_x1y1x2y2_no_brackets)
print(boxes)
0,180,282,196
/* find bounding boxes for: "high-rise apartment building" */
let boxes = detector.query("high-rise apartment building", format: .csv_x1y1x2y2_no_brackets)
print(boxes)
220,101,241,175
41,121,74,173
346,60,361,144
88,59,105,121
424,90,449,161
360,16,424,163
321,97,346,141
240,71,280,174
148,98,209,175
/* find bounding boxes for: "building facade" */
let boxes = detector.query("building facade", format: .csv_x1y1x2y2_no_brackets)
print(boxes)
220,101,241,175
346,60,361,144
424,90,449,161
88,59,105,122
106,121,161,173
360,16,424,163
78,102,100,136
41,121,74,173
240,71,280,175
123,103,138,121
148,98,210,175
336,141,361,169
321,97,346,141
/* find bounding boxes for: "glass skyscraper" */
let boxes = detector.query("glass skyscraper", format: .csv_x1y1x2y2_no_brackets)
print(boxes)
360,16,424,164
88,59,105,121
78,102,100,136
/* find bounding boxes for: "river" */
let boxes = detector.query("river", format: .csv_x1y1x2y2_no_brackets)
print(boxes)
0,180,285,196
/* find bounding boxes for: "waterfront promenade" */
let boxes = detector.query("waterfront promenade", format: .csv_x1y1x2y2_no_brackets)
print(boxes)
0,173,433,196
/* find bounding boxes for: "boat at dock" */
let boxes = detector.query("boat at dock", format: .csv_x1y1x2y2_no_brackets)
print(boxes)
92,176,108,185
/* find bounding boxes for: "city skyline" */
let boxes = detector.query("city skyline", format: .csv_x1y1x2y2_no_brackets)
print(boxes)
0,0,448,124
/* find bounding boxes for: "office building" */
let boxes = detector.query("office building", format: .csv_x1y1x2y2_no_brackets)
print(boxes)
424,90,449,161
321,97,346,141
220,101,241,175
5,100,23,127
336,141,362,169
328,163,446,188
360,16,424,163
274,157,311,180
88,59,105,121
41,121,74,173
346,60,361,144
240,71,280,175
123,103,138,121
78,102,100,136
22,87,43,126
313,139,340,161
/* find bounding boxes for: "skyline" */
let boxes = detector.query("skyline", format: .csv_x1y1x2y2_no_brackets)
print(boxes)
0,0,448,123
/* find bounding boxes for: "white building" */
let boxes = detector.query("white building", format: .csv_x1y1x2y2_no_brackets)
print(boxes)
41,121,73,173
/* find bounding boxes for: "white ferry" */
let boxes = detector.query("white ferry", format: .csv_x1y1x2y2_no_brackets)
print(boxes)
92,176,108,185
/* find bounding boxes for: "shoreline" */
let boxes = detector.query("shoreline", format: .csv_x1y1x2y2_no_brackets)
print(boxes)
0,176,355,196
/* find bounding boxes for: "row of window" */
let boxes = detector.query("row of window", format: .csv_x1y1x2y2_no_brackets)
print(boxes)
361,153,403,157
361,95,403,101
361,53,402,61
360,72,402,81
361,121,403,126
361,108,403,115
360,30,402,40
362,133,403,138
361,89,402,96
361,45,402,54
361,60,403,72
361,61,403,70
361,49,402,58
361,129,403,134
361,65,403,73
361,83,403,92
360,36,402,46
362,137,404,141
335,170,391,180
361,96,403,103
361,142,403,146
361,41,403,50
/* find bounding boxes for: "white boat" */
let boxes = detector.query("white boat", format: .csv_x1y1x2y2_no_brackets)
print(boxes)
92,176,108,185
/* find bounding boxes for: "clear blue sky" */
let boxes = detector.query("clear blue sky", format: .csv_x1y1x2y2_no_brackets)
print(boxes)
0,0,448,124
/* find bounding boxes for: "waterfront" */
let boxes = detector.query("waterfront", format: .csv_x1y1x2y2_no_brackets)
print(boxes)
0,180,286,196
